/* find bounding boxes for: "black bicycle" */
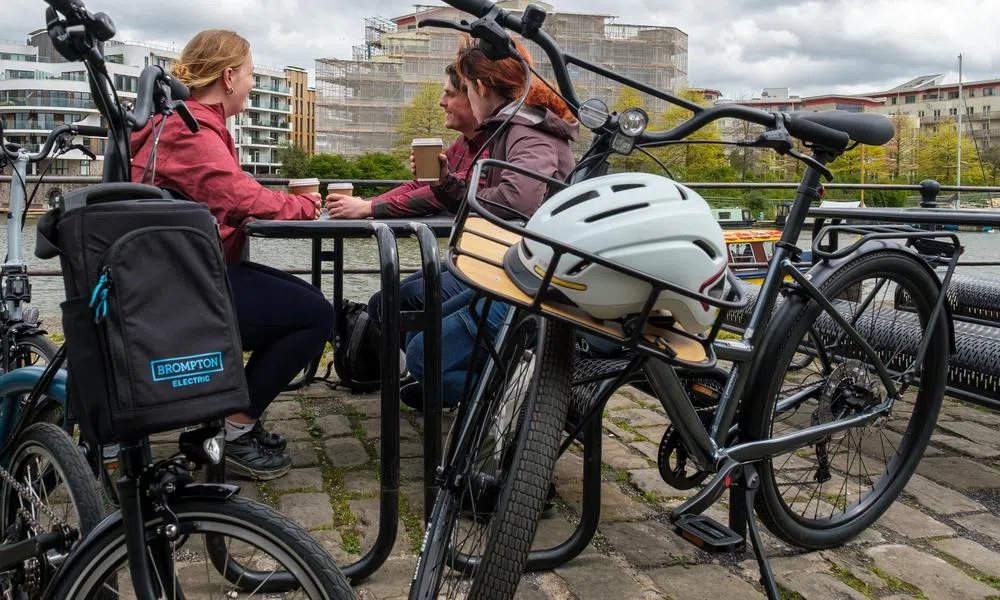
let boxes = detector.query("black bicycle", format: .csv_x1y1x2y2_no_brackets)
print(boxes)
409,2,954,599
19,1,357,598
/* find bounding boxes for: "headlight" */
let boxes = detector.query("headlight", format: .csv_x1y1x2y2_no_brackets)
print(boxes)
619,107,649,137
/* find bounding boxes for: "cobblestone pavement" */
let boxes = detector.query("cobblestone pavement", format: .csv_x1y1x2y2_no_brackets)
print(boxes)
157,385,1000,600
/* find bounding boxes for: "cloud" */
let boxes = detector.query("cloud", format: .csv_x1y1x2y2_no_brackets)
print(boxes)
4,0,997,98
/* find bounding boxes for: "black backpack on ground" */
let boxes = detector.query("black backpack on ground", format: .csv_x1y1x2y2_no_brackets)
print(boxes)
36,183,250,445
332,299,383,393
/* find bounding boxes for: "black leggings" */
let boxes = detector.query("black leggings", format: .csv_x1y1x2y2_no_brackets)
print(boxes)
227,261,334,419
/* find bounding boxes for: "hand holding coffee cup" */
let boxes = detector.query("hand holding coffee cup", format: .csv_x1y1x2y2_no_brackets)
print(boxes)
325,183,372,219
412,138,446,183
289,178,322,219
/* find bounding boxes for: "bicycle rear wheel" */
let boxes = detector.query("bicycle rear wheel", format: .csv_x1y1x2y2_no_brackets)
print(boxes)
1,422,105,597
48,495,355,599
411,314,574,600
746,250,949,549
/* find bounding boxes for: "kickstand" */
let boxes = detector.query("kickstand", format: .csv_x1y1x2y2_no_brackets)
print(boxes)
729,464,780,600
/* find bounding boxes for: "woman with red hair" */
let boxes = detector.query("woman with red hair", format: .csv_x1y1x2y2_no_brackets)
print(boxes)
400,37,579,412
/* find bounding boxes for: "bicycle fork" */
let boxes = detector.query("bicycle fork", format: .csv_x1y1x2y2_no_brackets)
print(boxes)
118,443,183,600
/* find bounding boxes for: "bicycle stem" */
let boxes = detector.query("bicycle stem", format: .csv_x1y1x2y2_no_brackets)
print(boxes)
5,150,28,322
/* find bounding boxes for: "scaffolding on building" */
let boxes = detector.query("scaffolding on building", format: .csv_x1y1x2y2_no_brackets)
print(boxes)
315,2,689,156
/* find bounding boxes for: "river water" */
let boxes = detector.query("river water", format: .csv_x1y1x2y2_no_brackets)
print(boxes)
5,220,999,327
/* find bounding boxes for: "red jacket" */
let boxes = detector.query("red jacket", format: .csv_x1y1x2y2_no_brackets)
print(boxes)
130,100,316,264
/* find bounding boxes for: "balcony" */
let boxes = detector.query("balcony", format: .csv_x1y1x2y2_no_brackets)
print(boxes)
241,136,281,147
241,117,291,130
247,99,291,113
0,98,96,109
252,83,291,95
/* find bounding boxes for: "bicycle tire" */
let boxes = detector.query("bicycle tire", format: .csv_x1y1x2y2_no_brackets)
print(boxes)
2,422,106,596
11,334,65,428
746,250,948,549
47,495,355,599
411,316,574,600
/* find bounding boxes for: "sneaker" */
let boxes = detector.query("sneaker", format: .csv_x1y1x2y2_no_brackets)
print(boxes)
224,433,291,481
251,421,287,453
400,380,424,411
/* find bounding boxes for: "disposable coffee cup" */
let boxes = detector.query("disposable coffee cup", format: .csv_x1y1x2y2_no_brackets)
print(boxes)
412,137,444,182
327,182,354,197
288,177,320,195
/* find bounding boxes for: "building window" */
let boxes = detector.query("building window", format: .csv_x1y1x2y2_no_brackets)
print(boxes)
106,54,124,64
933,109,941,117
985,105,991,114
986,88,996,97
969,89,976,98
49,159,68,175
890,97,897,105
968,106,974,115
918,110,925,117
904,95,915,104
80,160,90,176
983,122,990,130
948,91,959,99
949,108,958,116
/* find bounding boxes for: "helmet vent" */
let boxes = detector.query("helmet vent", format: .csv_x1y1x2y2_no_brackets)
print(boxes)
566,259,591,276
693,239,718,259
584,203,649,223
674,184,689,199
551,190,600,216
520,240,533,259
611,183,645,193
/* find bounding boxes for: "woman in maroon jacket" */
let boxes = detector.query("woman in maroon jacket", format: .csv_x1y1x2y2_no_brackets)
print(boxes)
131,30,332,480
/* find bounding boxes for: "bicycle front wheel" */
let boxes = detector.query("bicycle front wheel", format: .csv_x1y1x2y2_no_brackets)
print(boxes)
49,495,355,599
411,315,574,600
746,250,949,549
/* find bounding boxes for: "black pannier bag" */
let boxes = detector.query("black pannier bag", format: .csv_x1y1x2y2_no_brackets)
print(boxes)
36,183,249,444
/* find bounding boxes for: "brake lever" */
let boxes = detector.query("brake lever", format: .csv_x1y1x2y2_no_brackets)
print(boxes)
172,100,200,133
744,129,834,181
418,18,473,35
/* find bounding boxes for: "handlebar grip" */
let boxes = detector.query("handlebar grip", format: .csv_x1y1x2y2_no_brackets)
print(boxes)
43,0,85,18
129,66,165,130
71,124,108,137
444,0,495,17
785,116,850,152
166,75,190,101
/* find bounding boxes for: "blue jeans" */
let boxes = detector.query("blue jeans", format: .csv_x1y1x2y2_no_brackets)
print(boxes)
406,289,510,408
368,267,468,323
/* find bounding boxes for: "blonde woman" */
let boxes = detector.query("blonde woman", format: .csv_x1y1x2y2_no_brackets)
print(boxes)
131,30,333,480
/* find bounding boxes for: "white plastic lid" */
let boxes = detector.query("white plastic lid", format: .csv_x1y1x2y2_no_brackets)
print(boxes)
288,178,320,187
411,137,444,147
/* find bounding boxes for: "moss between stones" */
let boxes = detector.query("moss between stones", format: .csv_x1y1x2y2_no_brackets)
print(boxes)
829,564,874,598
869,566,927,599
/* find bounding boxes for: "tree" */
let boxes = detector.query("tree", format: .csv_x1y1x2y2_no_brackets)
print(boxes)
656,89,733,181
393,82,454,159
915,120,983,185
352,153,412,196
277,145,310,178
881,114,919,181
307,154,356,180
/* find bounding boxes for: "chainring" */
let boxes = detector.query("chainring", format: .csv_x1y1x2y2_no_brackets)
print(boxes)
656,369,726,491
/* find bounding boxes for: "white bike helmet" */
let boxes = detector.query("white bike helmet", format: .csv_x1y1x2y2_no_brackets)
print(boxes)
504,172,729,333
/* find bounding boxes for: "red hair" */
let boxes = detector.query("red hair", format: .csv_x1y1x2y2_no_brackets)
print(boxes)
455,37,575,123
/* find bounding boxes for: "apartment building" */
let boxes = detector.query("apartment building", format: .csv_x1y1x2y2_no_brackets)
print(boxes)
286,66,316,156
2,32,316,177
315,0,688,155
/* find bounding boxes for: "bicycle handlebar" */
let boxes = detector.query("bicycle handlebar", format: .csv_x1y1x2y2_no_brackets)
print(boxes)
129,65,197,132
2,122,107,163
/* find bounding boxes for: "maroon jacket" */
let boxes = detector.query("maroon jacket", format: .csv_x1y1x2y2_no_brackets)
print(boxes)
370,135,485,218
432,104,578,220
130,100,316,264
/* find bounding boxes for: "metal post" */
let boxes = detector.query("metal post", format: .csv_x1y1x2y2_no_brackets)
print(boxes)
411,224,442,524
341,223,400,583
919,179,940,232
957,53,963,208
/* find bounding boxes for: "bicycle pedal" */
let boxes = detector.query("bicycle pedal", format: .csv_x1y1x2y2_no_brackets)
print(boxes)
673,514,744,552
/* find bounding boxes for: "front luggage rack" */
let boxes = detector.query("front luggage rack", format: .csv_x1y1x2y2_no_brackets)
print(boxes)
446,159,753,369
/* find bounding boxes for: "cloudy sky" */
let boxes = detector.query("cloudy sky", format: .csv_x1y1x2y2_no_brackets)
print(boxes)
4,0,998,99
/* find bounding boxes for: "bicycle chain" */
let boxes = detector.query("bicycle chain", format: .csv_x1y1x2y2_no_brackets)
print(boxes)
0,462,71,535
